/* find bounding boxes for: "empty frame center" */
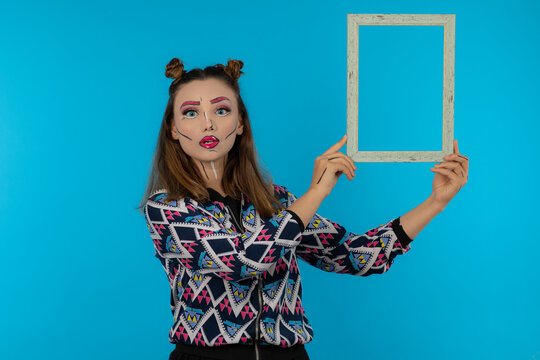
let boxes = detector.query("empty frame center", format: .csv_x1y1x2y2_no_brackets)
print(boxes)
357,25,444,151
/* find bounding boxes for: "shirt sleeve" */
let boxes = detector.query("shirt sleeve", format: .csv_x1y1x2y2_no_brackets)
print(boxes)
278,185,413,276
144,191,303,282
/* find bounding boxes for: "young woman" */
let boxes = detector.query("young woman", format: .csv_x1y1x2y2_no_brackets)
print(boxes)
141,58,469,360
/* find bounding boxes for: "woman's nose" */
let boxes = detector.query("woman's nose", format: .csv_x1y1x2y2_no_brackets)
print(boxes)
202,111,214,131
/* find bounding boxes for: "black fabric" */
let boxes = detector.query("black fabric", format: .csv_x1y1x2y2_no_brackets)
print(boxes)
391,216,414,247
283,209,305,233
206,188,244,232
170,342,310,360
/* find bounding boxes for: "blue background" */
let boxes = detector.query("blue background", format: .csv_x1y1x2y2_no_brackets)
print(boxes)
1,0,539,359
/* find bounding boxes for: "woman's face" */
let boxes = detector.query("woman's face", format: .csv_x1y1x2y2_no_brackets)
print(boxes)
171,78,244,164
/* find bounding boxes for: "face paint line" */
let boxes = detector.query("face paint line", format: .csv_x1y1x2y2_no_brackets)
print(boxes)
316,167,328,184
180,101,200,109
210,161,218,180
204,112,214,130
210,96,230,104
224,121,238,140
175,124,192,141
199,161,210,180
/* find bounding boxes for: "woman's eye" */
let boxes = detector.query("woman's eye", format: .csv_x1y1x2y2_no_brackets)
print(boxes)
216,107,230,116
183,109,197,119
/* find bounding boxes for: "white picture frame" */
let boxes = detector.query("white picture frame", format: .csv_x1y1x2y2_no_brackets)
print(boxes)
347,14,455,162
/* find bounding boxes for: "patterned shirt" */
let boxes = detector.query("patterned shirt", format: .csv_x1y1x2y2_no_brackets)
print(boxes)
143,184,413,348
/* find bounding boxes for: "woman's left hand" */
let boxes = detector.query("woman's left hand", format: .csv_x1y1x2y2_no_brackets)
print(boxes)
430,139,469,209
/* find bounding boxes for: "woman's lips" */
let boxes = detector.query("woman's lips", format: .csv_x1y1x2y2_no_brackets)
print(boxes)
199,136,219,149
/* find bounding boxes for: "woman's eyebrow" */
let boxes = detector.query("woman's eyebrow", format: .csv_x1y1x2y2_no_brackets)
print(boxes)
210,96,230,104
180,101,200,109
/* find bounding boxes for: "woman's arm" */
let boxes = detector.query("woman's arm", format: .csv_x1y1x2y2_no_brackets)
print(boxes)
286,187,326,228
399,194,444,240
279,185,411,276
291,137,469,244
400,139,470,240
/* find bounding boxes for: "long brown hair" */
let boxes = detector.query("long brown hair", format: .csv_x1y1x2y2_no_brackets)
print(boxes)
137,58,283,218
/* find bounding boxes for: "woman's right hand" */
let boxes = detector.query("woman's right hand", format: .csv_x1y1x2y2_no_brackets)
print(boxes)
308,135,357,198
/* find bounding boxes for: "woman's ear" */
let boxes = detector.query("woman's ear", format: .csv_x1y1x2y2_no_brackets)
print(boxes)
237,116,244,135
171,121,179,140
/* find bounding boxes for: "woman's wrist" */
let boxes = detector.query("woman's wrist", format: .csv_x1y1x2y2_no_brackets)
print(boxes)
307,185,330,199
427,193,448,214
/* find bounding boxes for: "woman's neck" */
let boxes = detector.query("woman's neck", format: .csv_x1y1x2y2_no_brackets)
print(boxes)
195,157,226,196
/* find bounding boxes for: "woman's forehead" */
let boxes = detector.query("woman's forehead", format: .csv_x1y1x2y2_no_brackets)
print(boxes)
175,79,235,103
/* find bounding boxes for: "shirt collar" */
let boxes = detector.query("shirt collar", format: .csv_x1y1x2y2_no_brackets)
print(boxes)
206,187,235,203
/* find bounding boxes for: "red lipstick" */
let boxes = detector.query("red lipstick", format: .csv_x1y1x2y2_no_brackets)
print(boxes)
199,136,219,149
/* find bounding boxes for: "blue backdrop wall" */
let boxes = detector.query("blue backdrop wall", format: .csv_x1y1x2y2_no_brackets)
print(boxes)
1,0,539,359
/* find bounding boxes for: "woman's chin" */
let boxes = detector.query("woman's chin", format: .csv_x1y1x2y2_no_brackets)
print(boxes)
191,153,226,164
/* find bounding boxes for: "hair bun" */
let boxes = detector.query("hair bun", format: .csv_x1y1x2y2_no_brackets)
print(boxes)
220,59,244,81
165,58,184,79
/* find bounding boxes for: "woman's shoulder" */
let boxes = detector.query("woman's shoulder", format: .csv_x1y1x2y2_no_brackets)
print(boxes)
271,183,293,202
146,188,191,208
272,183,286,193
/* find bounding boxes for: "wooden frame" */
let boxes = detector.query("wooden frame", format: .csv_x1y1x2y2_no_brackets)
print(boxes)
347,14,455,162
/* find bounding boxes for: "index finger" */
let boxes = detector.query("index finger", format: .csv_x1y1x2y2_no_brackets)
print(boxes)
322,135,347,156
454,139,459,154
